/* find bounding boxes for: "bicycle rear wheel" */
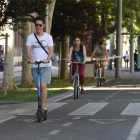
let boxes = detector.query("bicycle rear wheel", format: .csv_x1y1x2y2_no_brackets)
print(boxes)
74,76,78,99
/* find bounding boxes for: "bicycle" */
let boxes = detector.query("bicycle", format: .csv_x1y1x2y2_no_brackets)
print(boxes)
93,59,105,86
68,62,83,99
28,60,47,122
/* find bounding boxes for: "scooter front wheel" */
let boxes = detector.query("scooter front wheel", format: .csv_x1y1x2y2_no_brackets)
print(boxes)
37,112,42,122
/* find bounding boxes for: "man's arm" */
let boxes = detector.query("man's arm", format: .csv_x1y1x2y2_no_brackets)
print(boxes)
26,45,35,63
43,46,53,63
105,50,108,61
91,51,95,61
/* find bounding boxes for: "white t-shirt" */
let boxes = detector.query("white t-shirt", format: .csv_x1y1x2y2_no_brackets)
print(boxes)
26,32,54,68
125,54,129,60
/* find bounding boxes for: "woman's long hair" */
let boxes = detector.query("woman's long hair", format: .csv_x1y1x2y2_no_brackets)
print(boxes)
73,38,84,53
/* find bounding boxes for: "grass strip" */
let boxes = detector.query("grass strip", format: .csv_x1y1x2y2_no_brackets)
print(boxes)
0,77,96,102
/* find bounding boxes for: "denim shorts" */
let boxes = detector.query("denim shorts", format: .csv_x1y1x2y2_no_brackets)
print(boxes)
31,67,52,86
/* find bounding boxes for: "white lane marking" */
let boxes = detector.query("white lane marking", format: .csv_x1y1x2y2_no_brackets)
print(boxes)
89,119,128,124
42,119,61,124
54,94,73,102
127,117,140,140
100,100,105,102
18,103,67,115
73,116,82,120
47,102,67,111
69,103,108,115
62,122,73,126
105,98,109,100
109,95,114,97
121,103,140,116
49,130,61,135
0,116,17,124
89,88,140,90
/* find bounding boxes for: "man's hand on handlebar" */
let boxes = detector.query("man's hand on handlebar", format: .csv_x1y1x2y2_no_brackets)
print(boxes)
43,59,50,64
68,60,72,63
30,59,35,64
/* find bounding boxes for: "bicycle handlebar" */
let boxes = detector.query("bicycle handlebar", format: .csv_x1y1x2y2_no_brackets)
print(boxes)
28,60,47,64
67,62,85,64
93,60,106,62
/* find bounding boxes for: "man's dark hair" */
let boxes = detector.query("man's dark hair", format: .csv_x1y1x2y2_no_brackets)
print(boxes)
34,16,45,24
99,42,103,45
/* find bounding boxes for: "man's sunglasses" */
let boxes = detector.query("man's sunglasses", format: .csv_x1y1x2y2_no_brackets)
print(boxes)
35,24,43,27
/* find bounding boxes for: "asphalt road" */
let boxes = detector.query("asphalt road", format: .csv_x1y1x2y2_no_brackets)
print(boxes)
0,79,140,140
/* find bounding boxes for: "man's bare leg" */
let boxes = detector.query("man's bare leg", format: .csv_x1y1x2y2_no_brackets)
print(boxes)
40,83,47,110
102,65,105,78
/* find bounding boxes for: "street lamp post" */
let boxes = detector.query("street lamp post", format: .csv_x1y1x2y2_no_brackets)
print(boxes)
115,0,122,78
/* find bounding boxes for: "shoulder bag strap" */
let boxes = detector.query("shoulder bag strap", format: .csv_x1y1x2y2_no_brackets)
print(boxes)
34,33,48,54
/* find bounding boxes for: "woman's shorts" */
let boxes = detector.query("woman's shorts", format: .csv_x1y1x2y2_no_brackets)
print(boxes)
31,67,52,86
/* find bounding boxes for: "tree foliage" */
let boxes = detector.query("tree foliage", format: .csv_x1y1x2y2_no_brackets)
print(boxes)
51,0,91,41
0,0,51,31
52,0,140,44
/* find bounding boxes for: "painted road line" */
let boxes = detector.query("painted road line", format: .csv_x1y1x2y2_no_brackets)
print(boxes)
62,122,73,126
54,94,73,102
42,119,61,124
18,103,67,115
89,88,140,90
49,130,61,135
73,116,82,120
0,116,17,124
109,95,114,97
127,117,140,140
69,103,108,115
121,103,140,116
89,119,128,124
47,102,67,111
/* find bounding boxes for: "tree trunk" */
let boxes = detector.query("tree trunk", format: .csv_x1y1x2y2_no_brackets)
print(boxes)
21,22,34,86
48,0,56,34
60,36,69,79
2,30,17,90
107,33,115,70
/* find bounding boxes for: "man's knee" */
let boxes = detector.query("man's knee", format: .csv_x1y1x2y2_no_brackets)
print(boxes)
40,83,47,90
102,65,105,69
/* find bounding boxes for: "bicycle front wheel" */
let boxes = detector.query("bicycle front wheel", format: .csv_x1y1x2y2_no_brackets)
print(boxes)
97,69,100,86
74,75,78,99
77,87,80,98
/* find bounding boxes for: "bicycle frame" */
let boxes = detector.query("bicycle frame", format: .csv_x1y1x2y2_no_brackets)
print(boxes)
70,61,83,99
73,64,79,88
97,61,102,79
93,59,105,86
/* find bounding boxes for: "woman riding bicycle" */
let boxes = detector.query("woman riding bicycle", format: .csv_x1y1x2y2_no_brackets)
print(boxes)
68,38,87,94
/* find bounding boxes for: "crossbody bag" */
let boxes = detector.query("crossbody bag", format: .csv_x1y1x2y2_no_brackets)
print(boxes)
34,33,49,55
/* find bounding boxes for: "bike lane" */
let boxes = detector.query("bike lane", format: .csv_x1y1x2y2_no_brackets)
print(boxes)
0,78,140,140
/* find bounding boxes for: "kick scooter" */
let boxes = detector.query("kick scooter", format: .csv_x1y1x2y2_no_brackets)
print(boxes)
28,60,47,122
